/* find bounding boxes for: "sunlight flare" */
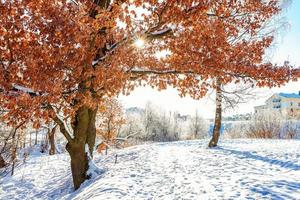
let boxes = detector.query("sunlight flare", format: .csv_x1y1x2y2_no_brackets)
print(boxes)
134,38,145,49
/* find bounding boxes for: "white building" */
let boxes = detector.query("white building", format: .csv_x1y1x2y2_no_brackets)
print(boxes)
254,92,300,119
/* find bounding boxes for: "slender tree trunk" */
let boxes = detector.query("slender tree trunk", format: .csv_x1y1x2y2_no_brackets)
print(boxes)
11,146,17,176
208,78,222,148
48,125,57,155
35,130,38,145
11,130,17,176
43,132,49,153
0,154,6,168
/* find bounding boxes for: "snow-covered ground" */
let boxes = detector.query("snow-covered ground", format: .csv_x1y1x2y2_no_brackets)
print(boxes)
1,139,300,200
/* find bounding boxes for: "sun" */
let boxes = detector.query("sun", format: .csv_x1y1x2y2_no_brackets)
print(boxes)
134,38,145,49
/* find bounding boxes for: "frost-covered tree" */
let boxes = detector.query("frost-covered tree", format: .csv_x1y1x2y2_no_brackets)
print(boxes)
188,110,207,139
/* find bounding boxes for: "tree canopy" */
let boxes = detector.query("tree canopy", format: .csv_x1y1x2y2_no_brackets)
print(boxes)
1,0,297,125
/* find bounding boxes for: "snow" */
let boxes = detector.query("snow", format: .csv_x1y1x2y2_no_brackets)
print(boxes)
1,139,300,200
150,27,172,36
85,144,105,179
0,153,73,199
13,84,35,94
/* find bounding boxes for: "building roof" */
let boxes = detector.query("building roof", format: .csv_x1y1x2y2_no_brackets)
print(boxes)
278,92,300,99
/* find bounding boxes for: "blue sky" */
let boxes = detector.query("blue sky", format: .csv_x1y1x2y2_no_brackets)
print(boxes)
120,2,300,118
272,0,300,66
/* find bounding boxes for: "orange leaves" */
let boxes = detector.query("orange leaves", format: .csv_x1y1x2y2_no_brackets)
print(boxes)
0,0,297,129
0,0,94,123
96,98,125,143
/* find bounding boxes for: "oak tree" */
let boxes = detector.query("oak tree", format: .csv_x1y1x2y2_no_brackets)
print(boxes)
1,0,298,189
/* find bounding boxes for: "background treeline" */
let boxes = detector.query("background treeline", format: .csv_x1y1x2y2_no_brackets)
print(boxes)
119,102,209,144
1,100,299,176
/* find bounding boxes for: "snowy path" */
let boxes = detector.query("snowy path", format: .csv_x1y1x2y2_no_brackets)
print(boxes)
1,139,300,200
71,140,300,200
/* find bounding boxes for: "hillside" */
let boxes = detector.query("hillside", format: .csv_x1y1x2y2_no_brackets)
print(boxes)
1,139,300,200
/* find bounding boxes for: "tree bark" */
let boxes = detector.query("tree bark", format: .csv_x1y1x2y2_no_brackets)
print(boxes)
11,145,17,176
86,108,97,158
208,78,222,148
48,125,57,155
66,142,88,190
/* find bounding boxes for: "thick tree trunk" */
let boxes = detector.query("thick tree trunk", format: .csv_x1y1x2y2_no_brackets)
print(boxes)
0,154,6,168
86,108,97,157
48,125,56,155
66,142,88,190
208,79,222,148
55,106,97,190
53,1,107,189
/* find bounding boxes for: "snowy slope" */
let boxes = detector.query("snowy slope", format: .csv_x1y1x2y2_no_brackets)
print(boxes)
1,139,300,200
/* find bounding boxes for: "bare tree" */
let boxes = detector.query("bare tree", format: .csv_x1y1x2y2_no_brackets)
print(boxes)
189,110,207,139
120,115,144,144
209,79,259,147
122,103,181,142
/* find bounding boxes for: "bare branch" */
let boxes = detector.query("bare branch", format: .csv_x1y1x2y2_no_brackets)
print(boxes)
48,106,73,143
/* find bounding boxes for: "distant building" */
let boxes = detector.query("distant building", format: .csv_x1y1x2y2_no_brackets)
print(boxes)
254,92,300,119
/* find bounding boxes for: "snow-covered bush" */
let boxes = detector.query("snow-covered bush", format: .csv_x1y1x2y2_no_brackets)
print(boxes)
223,123,248,139
246,112,282,139
245,111,298,139
282,121,299,139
